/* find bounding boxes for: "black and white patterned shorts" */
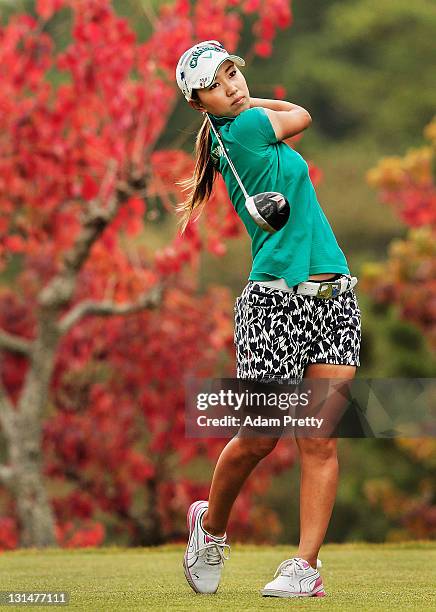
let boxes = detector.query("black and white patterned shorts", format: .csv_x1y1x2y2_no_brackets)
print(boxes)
234,276,361,383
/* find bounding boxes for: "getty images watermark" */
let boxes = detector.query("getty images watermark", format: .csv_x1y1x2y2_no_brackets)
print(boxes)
196,387,323,430
184,377,436,438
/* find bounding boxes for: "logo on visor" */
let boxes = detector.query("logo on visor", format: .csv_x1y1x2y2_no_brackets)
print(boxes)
199,76,210,88
189,44,225,68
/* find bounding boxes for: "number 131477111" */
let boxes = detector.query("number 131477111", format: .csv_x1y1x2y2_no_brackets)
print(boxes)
0,592,69,605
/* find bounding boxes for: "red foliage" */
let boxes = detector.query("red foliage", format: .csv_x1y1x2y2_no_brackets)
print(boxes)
273,85,287,100
55,520,106,548
363,119,436,347
308,162,323,187
0,517,19,551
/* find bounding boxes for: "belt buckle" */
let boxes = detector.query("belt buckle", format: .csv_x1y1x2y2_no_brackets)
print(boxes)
317,281,341,299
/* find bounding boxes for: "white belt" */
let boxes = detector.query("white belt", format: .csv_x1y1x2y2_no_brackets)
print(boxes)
253,275,358,299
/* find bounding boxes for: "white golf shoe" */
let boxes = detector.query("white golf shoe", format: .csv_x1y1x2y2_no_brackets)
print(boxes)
261,556,326,597
183,500,230,594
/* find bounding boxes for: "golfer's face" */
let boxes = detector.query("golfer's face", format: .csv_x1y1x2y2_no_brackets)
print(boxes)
195,60,250,116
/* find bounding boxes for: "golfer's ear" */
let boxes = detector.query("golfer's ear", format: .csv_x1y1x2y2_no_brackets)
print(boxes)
189,99,206,113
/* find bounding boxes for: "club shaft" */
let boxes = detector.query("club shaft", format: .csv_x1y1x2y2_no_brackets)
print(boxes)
206,113,251,200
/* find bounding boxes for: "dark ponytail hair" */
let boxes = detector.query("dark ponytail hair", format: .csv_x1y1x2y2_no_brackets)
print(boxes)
175,90,218,234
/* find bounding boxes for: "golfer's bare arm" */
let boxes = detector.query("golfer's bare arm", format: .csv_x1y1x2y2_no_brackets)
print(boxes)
249,97,312,141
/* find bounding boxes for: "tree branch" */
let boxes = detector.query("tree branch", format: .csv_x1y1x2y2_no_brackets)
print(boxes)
58,283,165,335
0,464,13,486
38,160,122,310
0,329,32,355
140,0,158,28
0,379,16,438
38,160,149,312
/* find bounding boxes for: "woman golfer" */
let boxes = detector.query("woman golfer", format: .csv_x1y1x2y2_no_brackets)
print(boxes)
175,40,361,598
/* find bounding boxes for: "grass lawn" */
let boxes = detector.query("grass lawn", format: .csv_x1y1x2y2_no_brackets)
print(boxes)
0,541,435,611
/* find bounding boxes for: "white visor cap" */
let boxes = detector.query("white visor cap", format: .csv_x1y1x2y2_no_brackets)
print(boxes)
176,40,245,101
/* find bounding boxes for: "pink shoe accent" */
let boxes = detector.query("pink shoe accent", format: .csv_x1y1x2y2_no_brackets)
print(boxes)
313,576,326,597
188,500,206,531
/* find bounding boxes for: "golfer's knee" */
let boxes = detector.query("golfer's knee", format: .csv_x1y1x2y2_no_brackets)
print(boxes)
236,436,279,460
297,437,337,461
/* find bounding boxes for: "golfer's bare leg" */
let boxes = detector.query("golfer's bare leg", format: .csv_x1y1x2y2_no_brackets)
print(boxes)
202,436,279,536
296,363,356,569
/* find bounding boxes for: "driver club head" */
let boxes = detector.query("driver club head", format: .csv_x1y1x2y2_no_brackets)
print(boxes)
245,192,290,233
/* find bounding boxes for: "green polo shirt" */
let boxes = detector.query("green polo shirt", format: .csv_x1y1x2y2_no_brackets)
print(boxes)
209,107,350,287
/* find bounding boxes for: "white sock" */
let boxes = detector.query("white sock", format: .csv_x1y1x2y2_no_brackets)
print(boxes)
200,511,227,540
